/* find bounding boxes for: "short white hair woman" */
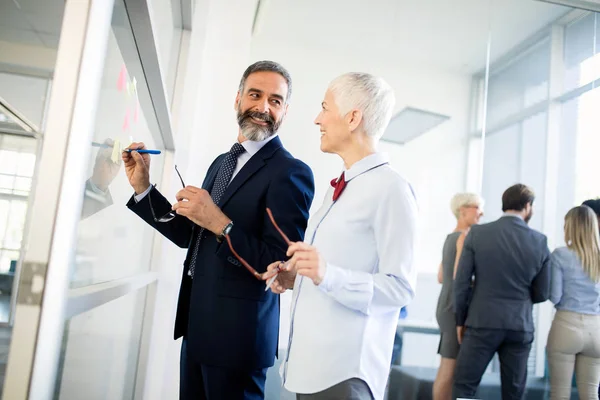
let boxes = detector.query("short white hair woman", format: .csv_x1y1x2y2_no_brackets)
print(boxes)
263,72,418,400
546,205,600,399
433,192,484,400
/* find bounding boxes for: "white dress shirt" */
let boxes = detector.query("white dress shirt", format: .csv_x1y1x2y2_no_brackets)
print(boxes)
134,134,278,201
282,153,418,400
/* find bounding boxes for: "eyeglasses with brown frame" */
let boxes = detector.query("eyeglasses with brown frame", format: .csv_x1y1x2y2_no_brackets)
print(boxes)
224,208,289,285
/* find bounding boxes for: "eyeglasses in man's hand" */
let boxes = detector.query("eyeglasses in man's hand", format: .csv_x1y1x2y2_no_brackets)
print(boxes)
149,165,186,223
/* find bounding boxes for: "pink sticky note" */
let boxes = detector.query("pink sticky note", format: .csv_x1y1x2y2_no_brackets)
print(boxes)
117,64,127,91
122,110,130,131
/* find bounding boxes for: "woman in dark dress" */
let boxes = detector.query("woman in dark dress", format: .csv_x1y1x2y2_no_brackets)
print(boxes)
433,193,484,400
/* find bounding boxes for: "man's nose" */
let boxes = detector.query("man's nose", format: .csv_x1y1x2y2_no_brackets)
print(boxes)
255,99,270,113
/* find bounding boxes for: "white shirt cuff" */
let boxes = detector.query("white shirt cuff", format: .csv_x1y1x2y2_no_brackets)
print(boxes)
88,179,108,195
134,185,152,202
318,263,339,292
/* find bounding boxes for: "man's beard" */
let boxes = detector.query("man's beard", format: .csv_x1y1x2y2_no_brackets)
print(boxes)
524,209,533,223
237,107,281,141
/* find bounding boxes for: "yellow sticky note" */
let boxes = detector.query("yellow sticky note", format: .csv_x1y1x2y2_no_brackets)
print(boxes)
111,139,121,164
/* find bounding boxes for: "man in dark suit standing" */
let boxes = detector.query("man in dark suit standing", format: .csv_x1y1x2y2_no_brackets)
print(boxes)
122,61,315,400
453,184,551,400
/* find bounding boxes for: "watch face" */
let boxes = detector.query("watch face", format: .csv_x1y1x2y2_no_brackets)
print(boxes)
223,222,233,235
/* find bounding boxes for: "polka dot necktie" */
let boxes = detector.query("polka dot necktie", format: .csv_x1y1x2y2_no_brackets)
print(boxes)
188,143,246,278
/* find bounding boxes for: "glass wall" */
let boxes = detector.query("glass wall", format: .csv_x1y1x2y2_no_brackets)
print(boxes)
73,10,165,288
55,288,147,399
474,2,600,397
55,0,166,396
2,0,181,397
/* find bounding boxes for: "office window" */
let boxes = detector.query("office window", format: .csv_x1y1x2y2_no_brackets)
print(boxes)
564,13,600,92
556,87,600,242
0,150,35,196
0,134,36,274
482,124,520,221
0,73,49,130
482,112,547,227
486,39,551,128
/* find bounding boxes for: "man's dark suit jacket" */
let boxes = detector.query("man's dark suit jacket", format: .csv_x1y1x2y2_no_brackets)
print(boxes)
127,136,314,370
454,215,551,332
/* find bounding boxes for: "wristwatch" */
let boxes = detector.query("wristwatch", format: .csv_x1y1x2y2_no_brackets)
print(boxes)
217,221,234,243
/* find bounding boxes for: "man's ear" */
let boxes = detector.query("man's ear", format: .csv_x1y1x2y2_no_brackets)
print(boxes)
234,92,241,111
347,109,363,132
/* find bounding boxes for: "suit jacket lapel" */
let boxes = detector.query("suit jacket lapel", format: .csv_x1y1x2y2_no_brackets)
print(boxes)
201,154,224,191
217,136,282,209
187,154,225,243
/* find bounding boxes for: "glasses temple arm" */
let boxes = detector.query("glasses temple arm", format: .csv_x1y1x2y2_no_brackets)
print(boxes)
266,207,292,246
224,234,261,279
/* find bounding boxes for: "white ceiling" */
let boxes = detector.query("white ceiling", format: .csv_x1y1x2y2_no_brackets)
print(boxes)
253,0,571,74
0,0,64,49
0,0,576,74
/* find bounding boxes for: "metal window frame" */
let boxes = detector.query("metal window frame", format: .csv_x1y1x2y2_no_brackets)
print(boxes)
122,0,175,151
536,0,600,13
64,272,157,319
0,97,38,134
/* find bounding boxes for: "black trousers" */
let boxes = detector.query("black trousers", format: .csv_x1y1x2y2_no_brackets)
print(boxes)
180,339,268,400
453,328,534,400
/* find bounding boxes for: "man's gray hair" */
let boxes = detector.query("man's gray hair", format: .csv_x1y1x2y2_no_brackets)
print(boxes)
328,72,395,139
238,60,292,103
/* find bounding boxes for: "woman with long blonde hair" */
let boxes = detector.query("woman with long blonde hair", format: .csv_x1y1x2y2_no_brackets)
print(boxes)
547,205,600,399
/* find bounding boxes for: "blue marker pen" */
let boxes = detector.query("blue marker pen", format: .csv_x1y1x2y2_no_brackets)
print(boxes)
124,148,161,155
91,142,161,155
